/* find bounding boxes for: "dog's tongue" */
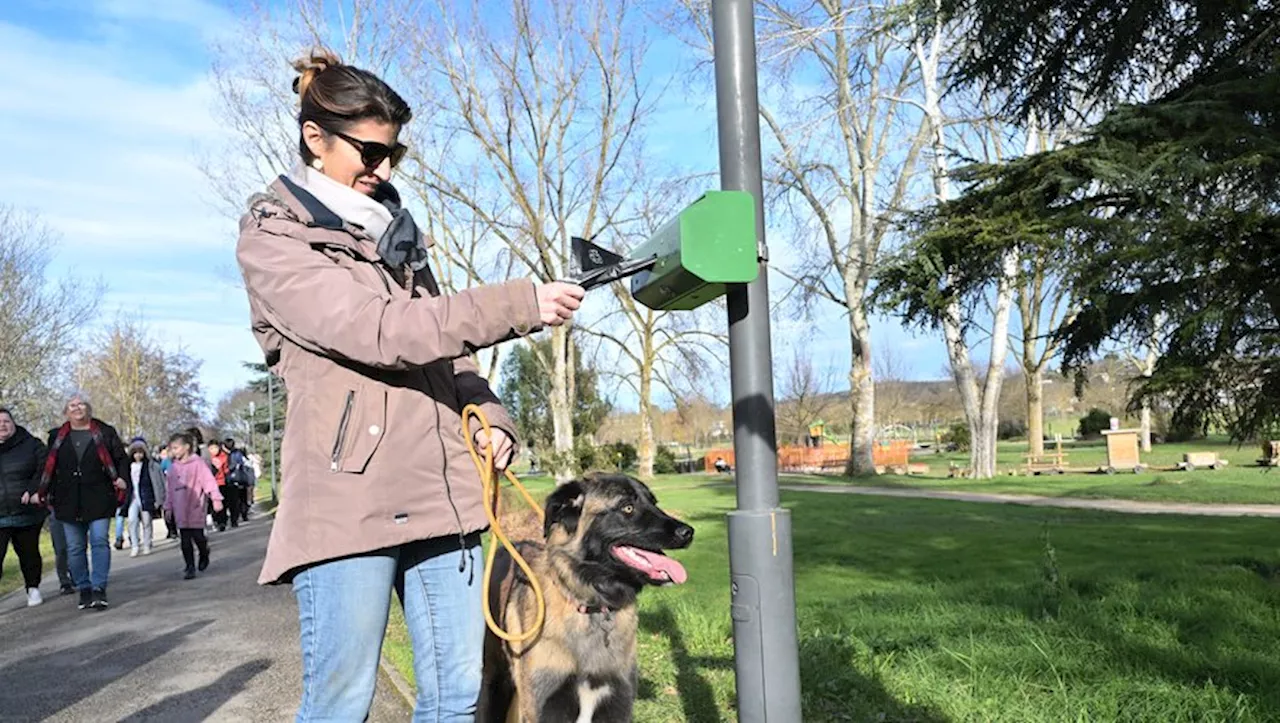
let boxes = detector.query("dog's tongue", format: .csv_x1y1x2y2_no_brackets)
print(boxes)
613,545,688,584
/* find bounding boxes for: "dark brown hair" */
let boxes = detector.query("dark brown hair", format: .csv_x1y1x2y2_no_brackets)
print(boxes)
292,48,412,164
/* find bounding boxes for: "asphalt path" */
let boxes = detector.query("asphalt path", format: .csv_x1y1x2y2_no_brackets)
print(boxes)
0,514,411,722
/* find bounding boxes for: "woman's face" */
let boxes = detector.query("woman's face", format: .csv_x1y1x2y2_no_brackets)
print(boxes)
303,118,400,196
0,413,14,442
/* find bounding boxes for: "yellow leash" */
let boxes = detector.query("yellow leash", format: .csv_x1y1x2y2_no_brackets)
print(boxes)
463,404,547,645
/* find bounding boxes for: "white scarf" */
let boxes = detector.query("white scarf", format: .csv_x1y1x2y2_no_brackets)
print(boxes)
287,164,394,241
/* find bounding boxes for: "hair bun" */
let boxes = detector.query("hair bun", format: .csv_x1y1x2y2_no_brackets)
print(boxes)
291,47,343,99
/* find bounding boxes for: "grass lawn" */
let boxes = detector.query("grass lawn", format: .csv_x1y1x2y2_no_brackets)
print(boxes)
791,438,1280,506
382,476,1280,722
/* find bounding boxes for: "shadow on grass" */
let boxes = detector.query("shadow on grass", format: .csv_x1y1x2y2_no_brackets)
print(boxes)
640,601,949,723
639,605,727,722
696,483,1280,719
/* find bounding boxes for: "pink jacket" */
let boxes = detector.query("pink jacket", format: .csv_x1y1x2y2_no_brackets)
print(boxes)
236,177,540,584
164,456,223,530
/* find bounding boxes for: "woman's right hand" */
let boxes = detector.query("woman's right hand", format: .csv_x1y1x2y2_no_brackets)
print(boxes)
535,282,586,327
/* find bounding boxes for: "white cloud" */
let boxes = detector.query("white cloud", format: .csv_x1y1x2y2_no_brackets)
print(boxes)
0,8,256,407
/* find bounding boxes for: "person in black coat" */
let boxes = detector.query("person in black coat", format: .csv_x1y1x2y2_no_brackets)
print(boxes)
0,408,50,607
33,393,128,611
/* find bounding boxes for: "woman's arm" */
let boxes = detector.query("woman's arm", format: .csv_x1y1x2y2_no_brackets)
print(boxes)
454,355,520,450
236,216,542,370
27,438,48,495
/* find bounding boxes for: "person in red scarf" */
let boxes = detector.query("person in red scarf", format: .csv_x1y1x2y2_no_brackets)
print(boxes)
32,393,128,611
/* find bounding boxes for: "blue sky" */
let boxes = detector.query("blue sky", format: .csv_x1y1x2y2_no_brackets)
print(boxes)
0,0,950,414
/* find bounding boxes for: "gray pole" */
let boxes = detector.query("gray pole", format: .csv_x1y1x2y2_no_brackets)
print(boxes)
712,1,804,720
268,373,278,504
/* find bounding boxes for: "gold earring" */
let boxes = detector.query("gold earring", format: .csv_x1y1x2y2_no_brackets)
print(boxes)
311,158,323,170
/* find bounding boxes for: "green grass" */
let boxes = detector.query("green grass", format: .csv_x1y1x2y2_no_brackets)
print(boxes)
382,477,1280,722
0,525,55,599
792,438,1280,505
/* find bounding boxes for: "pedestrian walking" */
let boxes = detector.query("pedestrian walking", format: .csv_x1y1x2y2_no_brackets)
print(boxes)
124,438,165,557
33,393,129,611
235,47,580,721
163,432,223,580
206,439,235,530
224,438,254,523
0,409,50,607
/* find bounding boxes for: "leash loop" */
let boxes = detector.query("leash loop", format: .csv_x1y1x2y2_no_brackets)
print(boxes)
463,404,547,644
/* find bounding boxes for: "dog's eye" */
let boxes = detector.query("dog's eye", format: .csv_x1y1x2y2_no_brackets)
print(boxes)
622,504,635,516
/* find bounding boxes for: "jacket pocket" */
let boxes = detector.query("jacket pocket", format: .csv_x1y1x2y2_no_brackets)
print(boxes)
330,387,387,474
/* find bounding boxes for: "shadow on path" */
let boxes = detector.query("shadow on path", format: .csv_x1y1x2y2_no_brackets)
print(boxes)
118,659,272,722
0,619,214,721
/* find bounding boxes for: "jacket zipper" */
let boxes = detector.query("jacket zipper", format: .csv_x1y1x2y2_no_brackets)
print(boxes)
330,391,356,472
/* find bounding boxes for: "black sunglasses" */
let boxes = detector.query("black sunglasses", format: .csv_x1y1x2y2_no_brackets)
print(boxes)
330,129,408,170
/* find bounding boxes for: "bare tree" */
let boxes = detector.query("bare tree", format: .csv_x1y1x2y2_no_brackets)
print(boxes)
874,343,911,427
0,207,102,428
404,0,657,481
575,179,726,478
747,0,929,476
1122,313,1166,452
776,344,839,446
73,315,205,443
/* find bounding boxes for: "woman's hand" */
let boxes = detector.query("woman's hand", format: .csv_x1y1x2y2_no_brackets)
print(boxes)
474,428,516,472
114,478,127,491
21,491,36,505
535,282,585,327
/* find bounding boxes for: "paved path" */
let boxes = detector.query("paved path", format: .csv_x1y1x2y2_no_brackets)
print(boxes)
0,515,411,722
777,482,1280,517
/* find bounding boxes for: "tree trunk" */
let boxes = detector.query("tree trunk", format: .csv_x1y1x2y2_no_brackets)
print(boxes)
1139,337,1158,452
1026,368,1045,457
845,303,877,476
549,325,574,484
638,356,655,479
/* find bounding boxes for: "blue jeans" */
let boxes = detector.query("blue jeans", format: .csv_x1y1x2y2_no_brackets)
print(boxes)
292,535,483,723
63,518,111,591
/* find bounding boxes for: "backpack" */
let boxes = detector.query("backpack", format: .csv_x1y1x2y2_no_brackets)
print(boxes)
227,451,251,487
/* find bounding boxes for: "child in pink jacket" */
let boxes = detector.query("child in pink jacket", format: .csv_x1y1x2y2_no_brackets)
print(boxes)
164,432,223,580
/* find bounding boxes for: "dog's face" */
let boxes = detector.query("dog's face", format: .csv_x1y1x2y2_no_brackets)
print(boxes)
543,474,695,597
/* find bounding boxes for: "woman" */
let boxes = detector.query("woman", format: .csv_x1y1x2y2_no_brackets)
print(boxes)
123,438,166,557
0,408,49,607
235,48,584,722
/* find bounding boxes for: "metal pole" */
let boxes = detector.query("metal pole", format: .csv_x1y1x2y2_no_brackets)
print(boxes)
712,1,803,720
268,373,278,504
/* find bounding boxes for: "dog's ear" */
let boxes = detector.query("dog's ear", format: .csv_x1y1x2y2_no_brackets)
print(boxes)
544,481,586,538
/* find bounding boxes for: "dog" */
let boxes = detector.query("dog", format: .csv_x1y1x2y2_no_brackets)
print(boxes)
476,473,695,722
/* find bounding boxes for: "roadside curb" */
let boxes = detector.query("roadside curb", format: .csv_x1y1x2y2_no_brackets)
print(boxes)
378,653,416,709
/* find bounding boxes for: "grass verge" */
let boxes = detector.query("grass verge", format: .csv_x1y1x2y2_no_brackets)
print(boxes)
382,479,1280,721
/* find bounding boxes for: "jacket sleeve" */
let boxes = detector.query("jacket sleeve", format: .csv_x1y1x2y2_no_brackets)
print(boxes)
454,354,520,453
162,469,174,512
107,427,129,481
236,215,543,370
151,462,166,508
28,437,48,495
37,431,56,499
200,464,224,503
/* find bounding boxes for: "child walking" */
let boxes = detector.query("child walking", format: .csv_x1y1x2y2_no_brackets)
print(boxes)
163,432,223,580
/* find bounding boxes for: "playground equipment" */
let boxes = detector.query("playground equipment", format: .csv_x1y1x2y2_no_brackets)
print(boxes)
1102,428,1147,474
